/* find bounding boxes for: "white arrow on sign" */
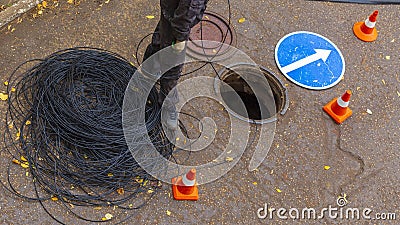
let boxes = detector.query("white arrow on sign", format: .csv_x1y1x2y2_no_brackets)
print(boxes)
280,49,332,74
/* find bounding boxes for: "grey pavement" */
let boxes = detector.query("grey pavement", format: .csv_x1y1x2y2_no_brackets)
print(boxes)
0,0,399,224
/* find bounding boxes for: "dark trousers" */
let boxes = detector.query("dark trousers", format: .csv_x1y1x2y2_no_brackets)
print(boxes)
143,16,183,107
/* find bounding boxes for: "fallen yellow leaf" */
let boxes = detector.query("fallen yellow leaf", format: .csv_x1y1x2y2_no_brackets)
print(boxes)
20,156,27,162
116,188,124,195
146,15,155,19
166,210,171,216
4,81,9,86
42,1,48,8
276,188,282,193
0,93,8,101
238,17,246,23
67,0,74,4
20,162,29,168
252,182,258,185
225,157,233,162
105,213,113,220
11,87,16,92
382,79,386,85
101,217,107,221
107,173,113,177
397,91,400,97
25,120,31,125
324,165,331,170
38,10,43,15
12,159,21,165
51,196,58,201
147,189,154,194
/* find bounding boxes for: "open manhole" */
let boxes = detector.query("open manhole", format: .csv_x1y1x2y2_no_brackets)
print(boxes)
187,11,237,61
215,65,288,124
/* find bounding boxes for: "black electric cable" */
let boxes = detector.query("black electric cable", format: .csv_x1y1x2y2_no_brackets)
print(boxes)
1,47,174,224
135,1,233,77
134,0,261,164
1,1,263,224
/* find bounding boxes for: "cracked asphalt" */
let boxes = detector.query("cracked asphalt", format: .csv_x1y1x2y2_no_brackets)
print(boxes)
0,0,399,224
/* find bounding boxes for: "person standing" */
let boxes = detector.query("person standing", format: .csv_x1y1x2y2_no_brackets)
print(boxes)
143,0,208,130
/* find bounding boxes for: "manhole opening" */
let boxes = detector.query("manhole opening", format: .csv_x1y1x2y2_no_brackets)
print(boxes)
217,66,288,124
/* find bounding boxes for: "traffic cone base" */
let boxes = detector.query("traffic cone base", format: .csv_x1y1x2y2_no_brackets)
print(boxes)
323,97,353,124
353,21,378,42
172,177,199,201
353,10,378,42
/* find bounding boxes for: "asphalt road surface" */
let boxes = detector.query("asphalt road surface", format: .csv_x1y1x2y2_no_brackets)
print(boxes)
0,0,399,224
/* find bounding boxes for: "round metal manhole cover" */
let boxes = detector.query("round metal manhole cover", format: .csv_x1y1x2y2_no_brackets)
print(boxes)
187,11,237,60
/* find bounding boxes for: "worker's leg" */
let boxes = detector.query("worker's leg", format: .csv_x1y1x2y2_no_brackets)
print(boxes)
143,22,161,61
159,78,179,105
159,59,183,130
140,22,162,81
158,16,184,130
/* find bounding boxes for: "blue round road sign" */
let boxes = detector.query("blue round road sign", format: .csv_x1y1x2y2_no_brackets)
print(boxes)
275,31,345,90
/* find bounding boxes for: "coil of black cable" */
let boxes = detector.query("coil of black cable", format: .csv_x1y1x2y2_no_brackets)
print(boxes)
2,47,174,223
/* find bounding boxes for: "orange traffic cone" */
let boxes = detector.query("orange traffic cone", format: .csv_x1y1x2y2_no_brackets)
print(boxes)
323,90,353,124
353,10,379,42
172,168,199,200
